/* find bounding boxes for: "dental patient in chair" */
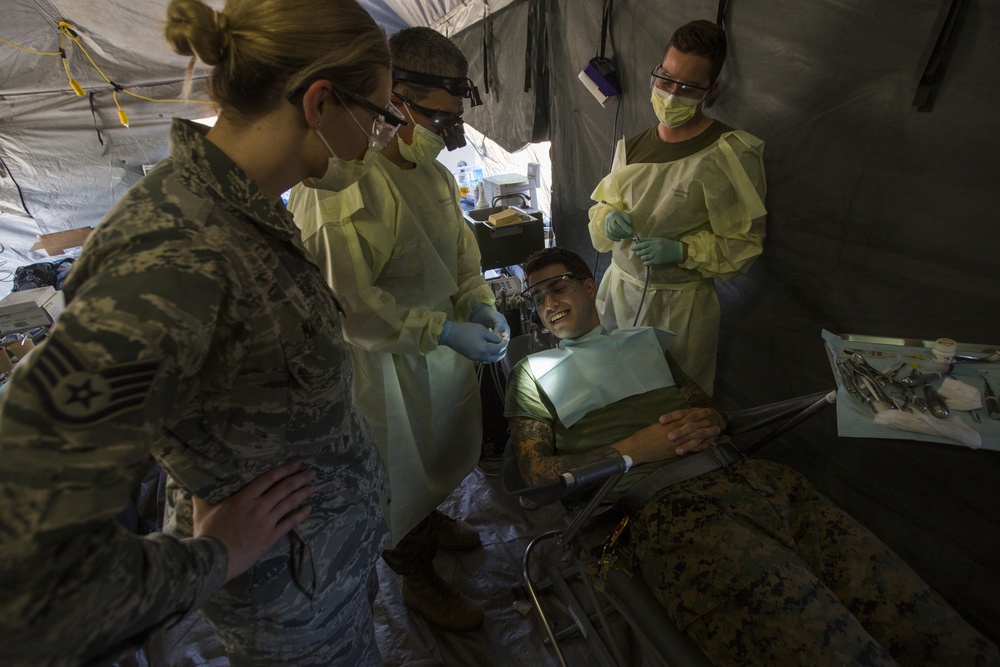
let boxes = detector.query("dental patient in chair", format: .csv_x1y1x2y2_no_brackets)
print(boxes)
504,247,998,666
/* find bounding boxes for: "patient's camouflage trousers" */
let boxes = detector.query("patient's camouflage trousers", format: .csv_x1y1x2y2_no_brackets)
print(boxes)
630,458,999,666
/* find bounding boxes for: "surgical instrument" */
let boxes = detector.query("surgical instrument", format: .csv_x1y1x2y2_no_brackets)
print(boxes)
847,354,910,408
984,376,1000,420
923,384,950,419
900,371,947,388
954,350,1000,363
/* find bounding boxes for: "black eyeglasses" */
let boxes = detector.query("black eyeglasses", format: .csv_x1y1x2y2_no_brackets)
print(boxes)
286,80,407,125
649,66,712,99
392,67,483,107
394,92,468,151
520,273,585,309
329,81,407,126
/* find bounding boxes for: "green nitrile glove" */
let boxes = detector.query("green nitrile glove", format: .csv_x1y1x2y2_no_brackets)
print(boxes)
632,237,684,266
604,209,634,242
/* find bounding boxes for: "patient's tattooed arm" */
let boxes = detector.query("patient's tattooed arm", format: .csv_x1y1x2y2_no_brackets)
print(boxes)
510,417,622,488
677,378,727,429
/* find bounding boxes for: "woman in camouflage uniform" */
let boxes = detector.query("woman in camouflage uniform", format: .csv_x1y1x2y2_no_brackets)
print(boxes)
0,1,403,665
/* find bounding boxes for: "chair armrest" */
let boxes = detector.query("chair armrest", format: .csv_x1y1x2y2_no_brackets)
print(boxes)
501,439,630,506
727,389,836,434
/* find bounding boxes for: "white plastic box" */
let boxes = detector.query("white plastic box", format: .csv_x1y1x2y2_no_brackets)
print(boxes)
0,286,66,333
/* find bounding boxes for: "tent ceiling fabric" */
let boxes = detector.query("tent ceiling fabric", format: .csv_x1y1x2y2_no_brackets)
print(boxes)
1,1,220,269
0,0,504,270
2,1,212,96
373,0,522,37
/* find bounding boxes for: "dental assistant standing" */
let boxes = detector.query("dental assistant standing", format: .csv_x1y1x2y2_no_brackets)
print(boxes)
288,27,507,633
588,19,766,394
0,1,400,665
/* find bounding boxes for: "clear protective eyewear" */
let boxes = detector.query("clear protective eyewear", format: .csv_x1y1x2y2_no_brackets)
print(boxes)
329,83,406,151
393,92,467,151
520,273,585,309
649,66,712,100
286,79,408,151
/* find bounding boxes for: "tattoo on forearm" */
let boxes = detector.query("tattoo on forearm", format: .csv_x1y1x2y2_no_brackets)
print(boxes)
678,379,727,426
680,379,713,408
510,417,620,487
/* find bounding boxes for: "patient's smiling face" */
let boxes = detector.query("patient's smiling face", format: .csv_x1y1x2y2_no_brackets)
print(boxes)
527,263,599,340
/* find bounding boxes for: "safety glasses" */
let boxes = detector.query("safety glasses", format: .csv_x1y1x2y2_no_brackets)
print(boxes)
286,80,408,151
520,273,585,309
392,67,484,107
649,66,712,100
331,86,405,151
393,92,468,151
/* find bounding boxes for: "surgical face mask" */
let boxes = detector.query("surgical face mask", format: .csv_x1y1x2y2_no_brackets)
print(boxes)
650,87,700,128
398,106,447,165
304,127,376,191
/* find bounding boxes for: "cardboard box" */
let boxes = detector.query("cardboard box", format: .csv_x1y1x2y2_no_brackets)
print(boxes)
0,286,66,333
30,227,94,256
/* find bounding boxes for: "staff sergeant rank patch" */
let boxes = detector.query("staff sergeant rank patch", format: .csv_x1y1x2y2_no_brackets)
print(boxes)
28,337,160,426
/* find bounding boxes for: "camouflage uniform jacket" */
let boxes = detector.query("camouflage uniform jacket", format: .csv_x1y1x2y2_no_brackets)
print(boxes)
0,119,388,666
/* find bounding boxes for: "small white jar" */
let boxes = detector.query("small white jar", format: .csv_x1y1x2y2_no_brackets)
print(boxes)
931,337,957,365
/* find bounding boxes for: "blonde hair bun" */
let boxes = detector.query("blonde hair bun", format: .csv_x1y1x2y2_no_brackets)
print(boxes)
165,0,227,67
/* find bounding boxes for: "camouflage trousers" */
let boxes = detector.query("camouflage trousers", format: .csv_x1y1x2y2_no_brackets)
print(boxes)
199,548,381,667
165,475,386,667
630,458,999,667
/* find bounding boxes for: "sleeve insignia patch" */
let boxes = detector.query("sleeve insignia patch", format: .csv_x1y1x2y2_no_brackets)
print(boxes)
27,337,161,426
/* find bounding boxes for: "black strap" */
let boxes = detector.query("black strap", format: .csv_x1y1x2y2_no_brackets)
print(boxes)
716,0,729,28
530,0,552,141
88,92,105,147
524,0,538,92
0,153,31,217
912,0,967,110
599,0,613,59
482,10,496,97
621,442,742,514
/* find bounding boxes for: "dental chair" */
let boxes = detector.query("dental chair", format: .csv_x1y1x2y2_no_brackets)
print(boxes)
499,333,837,667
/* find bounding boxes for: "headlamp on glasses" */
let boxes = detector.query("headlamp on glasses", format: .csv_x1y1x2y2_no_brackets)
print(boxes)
394,92,468,151
392,67,484,108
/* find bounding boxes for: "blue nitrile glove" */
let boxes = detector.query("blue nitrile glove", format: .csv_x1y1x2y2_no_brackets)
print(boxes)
471,304,511,340
604,209,634,242
440,320,507,363
632,237,684,266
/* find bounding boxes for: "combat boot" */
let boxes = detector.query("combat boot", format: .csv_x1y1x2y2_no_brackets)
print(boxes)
429,510,481,551
401,567,484,632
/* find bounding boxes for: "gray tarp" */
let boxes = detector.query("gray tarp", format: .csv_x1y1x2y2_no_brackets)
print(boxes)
0,0,516,269
2,0,998,653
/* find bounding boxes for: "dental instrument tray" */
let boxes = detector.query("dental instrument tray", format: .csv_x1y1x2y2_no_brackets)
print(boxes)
822,330,1000,450
464,206,545,271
